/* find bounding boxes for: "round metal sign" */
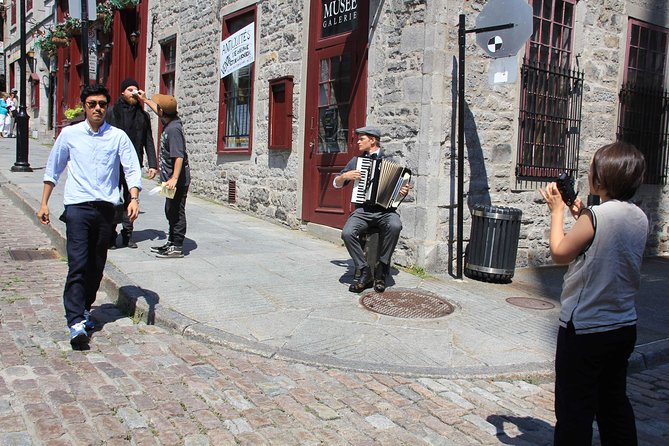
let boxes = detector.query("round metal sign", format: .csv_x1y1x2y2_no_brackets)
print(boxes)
475,0,533,58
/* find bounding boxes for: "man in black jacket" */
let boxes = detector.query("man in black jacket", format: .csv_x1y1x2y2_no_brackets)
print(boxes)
107,78,157,248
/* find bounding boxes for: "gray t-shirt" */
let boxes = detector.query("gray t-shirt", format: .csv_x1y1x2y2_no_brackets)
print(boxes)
559,200,648,334
159,117,190,187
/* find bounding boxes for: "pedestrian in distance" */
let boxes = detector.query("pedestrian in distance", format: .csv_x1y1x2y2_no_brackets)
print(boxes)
106,78,158,249
140,91,190,258
0,92,8,137
333,126,410,293
3,90,17,137
539,141,647,446
37,84,142,349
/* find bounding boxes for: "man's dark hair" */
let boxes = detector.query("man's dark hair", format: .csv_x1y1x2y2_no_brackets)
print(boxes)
80,84,111,104
591,141,646,201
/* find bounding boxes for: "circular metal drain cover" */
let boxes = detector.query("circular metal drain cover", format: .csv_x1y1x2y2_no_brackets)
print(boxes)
506,297,555,310
360,288,454,319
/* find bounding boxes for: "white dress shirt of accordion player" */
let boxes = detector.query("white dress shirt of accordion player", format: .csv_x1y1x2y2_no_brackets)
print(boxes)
333,126,411,293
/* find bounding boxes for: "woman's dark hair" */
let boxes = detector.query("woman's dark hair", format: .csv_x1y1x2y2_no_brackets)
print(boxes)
80,84,111,104
591,141,646,201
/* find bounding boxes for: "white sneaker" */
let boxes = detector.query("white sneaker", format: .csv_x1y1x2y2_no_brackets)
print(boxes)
69,321,89,347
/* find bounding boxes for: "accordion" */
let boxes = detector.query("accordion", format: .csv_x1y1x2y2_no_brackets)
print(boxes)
351,157,412,209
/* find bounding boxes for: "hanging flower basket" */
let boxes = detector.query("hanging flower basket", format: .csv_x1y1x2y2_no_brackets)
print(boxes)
96,1,114,33
64,15,82,36
51,36,69,47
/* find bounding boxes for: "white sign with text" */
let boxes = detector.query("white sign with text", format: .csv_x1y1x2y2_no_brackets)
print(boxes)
220,23,255,79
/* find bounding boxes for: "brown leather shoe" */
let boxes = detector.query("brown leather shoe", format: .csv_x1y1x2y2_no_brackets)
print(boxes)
349,267,373,293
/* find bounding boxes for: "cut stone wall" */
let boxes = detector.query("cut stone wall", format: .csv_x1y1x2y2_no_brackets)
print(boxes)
143,0,669,273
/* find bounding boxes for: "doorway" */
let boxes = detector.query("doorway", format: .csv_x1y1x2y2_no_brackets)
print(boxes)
302,0,369,228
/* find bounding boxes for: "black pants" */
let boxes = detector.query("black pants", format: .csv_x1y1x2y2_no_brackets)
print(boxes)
554,323,637,446
63,202,114,327
165,185,188,246
110,176,133,243
341,207,402,270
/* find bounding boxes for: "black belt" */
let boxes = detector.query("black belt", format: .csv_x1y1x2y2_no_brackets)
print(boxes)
74,201,115,209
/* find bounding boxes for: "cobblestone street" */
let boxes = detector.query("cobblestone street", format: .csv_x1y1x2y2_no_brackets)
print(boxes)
0,188,667,446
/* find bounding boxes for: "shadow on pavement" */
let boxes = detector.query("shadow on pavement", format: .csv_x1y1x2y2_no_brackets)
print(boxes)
487,414,554,445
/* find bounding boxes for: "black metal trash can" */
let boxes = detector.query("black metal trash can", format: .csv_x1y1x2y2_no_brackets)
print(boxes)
464,204,522,283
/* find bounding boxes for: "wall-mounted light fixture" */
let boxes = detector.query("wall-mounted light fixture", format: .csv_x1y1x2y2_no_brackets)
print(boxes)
27,50,35,59
63,60,71,74
129,30,140,45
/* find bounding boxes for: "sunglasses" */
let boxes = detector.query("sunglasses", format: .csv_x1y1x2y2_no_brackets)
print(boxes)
85,100,108,109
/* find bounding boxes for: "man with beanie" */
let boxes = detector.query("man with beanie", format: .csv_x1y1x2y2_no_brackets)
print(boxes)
140,92,190,258
106,78,157,249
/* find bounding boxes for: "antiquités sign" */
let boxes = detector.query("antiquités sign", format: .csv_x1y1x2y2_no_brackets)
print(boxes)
220,23,255,79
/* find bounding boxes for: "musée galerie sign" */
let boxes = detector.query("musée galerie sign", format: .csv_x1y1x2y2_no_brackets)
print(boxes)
220,23,255,79
322,0,358,38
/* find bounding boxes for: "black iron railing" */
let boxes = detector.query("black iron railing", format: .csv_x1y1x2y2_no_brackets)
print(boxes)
516,60,584,186
617,83,669,185
224,88,251,149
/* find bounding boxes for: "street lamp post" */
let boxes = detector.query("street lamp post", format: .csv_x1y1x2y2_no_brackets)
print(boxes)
11,0,32,172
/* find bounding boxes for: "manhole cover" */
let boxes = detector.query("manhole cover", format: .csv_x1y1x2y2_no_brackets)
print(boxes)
8,249,59,261
360,288,454,319
506,297,555,310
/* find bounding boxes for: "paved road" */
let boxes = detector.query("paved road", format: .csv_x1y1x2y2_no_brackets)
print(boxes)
1,178,668,444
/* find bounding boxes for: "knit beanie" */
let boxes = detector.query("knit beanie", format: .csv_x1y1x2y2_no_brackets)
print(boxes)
120,78,139,92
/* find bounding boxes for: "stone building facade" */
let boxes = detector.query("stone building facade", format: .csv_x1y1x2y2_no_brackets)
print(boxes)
142,0,669,273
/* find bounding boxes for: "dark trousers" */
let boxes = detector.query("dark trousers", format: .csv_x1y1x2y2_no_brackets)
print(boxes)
63,202,114,327
165,185,188,246
554,323,637,446
110,177,133,243
341,207,402,270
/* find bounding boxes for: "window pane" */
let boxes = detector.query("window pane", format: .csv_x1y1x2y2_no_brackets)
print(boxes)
224,66,251,148
317,54,351,154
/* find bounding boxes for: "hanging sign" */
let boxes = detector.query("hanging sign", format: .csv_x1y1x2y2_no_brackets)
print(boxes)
220,23,255,79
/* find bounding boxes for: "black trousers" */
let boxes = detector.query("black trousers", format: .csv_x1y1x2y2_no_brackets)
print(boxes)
554,323,637,446
341,207,402,270
165,185,188,246
63,202,114,327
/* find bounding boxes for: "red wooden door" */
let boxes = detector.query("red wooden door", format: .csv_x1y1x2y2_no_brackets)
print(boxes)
302,0,369,228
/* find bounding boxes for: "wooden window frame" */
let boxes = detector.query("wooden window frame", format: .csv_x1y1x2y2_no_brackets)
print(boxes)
515,0,581,185
624,18,669,87
217,5,256,155
268,76,294,150
160,37,177,96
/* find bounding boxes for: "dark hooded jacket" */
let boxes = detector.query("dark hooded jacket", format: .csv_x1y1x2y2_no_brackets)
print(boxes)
107,97,157,169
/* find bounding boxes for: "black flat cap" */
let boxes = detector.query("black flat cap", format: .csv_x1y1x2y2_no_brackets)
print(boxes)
355,126,381,138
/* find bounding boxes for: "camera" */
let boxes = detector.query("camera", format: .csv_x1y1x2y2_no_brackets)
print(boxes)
556,172,577,206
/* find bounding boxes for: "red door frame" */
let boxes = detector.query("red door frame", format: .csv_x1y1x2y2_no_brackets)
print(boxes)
302,0,369,228
54,0,148,131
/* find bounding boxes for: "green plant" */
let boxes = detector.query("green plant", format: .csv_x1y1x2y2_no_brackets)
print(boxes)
52,23,70,40
400,264,431,279
63,14,82,35
64,106,84,120
96,1,114,33
109,0,141,10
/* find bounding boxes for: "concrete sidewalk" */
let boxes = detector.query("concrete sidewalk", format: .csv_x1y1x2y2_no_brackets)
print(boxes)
2,137,668,378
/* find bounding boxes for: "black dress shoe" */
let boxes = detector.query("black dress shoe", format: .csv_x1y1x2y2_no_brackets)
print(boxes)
374,263,390,292
349,267,373,293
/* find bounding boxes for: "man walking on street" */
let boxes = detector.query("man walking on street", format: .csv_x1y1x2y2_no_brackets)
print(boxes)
140,92,190,258
107,78,157,249
37,84,142,348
